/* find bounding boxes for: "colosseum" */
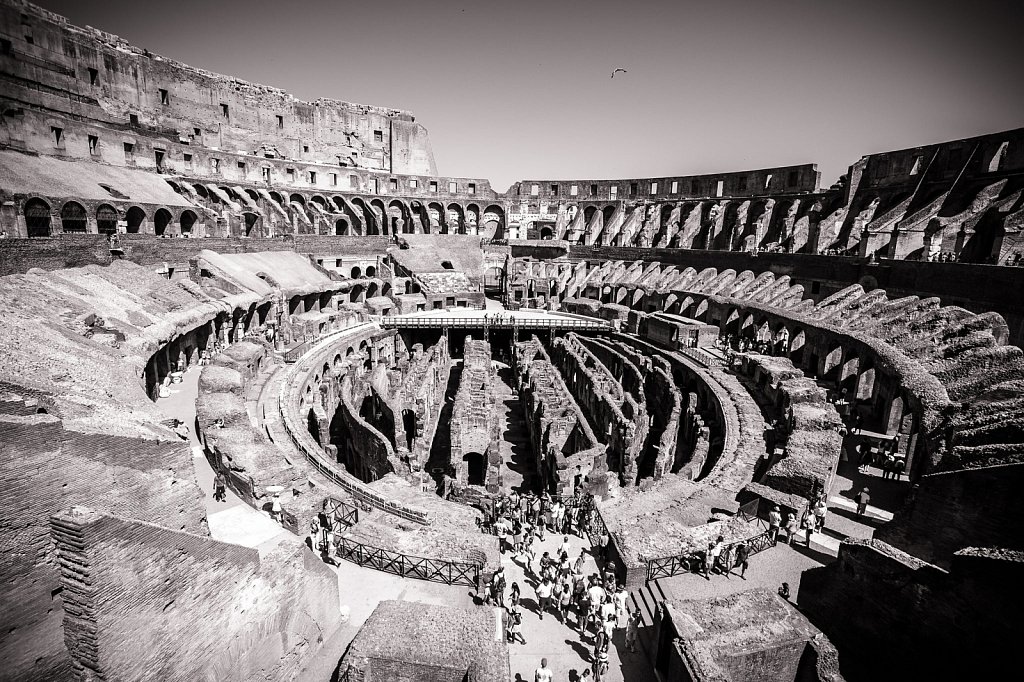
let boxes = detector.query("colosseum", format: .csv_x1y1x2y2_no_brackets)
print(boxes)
0,1,1021,681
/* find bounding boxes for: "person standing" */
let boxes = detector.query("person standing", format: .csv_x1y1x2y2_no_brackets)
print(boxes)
624,609,642,653
812,496,828,531
613,584,629,628
784,512,799,545
803,511,817,547
768,505,782,543
732,541,750,579
534,657,553,682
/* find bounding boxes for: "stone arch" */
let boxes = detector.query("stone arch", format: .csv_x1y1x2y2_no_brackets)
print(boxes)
24,198,52,237
179,210,198,235
60,201,88,233
822,343,844,382
465,203,480,231
789,328,806,366
463,451,485,486
427,202,446,234
387,199,409,234
351,266,362,279
366,265,377,278
126,206,146,233
764,199,793,247
540,225,554,240
716,202,742,250
96,204,118,235
154,208,173,236
350,284,365,302
243,211,260,237
447,203,466,234
335,218,349,235
739,313,756,339
353,197,378,235
482,204,505,239
839,350,860,395
725,309,741,336
694,299,710,322
370,199,388,235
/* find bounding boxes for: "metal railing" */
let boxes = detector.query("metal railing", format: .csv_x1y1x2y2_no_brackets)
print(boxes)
380,316,612,330
645,524,774,582
323,496,359,528
334,536,482,587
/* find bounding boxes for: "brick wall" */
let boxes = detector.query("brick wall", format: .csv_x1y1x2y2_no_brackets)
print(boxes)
0,411,205,682
51,507,340,681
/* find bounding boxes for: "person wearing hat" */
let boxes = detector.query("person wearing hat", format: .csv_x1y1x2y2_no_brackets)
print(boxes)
270,493,282,523
768,504,782,543
855,487,871,516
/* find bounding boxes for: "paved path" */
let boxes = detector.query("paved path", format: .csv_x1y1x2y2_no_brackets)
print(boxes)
499,532,656,682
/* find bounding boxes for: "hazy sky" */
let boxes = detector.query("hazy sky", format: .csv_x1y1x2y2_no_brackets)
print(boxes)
42,0,1024,191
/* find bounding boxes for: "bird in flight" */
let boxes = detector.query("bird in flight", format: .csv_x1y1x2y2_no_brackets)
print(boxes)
611,68,628,78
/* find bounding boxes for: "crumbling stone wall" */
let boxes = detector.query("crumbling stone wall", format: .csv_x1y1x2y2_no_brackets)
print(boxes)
450,339,502,491
0,407,205,682
549,333,648,484
52,507,340,682
513,337,604,494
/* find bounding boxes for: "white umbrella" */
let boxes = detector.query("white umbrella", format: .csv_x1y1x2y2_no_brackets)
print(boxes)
265,485,285,494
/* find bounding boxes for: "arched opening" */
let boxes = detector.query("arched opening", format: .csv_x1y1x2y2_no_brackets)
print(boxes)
96,204,118,235
24,198,52,237
350,284,365,302
540,226,554,240
402,409,416,450
482,204,505,239
447,203,465,234
366,265,377,278
351,266,362,279
822,344,844,382
388,200,407,234
464,451,485,486
126,206,145,233
154,208,172,236
335,218,349,235
789,329,806,366
60,201,87,233
243,212,259,237
179,210,197,235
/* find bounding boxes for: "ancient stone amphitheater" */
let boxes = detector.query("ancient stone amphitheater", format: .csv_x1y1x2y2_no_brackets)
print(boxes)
1,2,1022,681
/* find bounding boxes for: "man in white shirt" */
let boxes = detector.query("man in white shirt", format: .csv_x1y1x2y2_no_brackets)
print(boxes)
535,657,553,682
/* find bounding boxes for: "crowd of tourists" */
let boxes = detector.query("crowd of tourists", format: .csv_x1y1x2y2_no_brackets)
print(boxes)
482,488,642,681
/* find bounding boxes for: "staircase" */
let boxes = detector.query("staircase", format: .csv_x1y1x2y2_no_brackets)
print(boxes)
629,578,669,627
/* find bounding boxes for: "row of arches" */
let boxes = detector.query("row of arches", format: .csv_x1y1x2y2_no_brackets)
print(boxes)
22,198,198,237
167,180,507,238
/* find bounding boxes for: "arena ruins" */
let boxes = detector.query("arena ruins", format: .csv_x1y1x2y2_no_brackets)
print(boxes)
0,1,1022,681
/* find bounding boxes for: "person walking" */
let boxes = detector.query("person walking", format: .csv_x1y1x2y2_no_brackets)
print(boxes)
213,472,226,502
855,487,871,516
536,577,553,620
508,609,526,645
